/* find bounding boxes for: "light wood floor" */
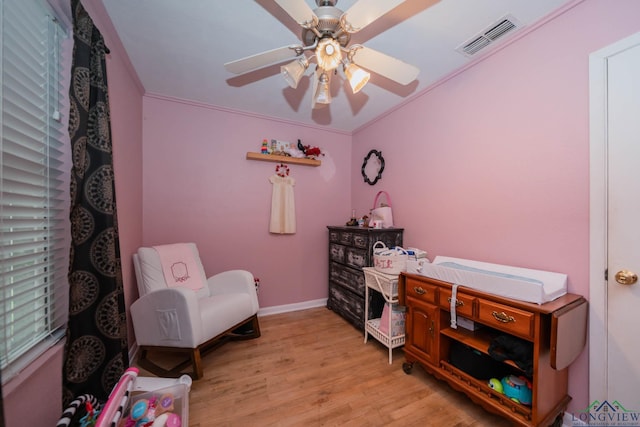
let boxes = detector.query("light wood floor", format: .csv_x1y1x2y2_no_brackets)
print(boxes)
136,307,512,426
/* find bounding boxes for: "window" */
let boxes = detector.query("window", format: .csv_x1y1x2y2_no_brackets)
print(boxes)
0,0,70,380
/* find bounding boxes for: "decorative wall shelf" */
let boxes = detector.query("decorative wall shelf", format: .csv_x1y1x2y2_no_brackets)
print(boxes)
246,152,321,166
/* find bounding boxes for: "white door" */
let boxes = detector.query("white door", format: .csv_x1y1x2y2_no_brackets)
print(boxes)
590,32,640,414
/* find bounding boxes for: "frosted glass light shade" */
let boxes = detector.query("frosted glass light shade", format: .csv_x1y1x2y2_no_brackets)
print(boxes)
316,39,342,71
344,63,370,94
281,57,308,89
313,72,331,107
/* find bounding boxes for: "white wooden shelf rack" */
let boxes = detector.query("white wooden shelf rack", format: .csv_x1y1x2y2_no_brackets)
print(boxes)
363,267,405,364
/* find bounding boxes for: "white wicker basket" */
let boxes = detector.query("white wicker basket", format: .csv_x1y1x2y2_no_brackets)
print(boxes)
363,267,398,299
372,241,408,275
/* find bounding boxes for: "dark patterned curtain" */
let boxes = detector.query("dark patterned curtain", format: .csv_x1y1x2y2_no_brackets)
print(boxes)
0,371,4,427
63,0,129,406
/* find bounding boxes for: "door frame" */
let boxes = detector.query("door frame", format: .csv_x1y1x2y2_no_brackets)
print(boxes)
589,31,640,403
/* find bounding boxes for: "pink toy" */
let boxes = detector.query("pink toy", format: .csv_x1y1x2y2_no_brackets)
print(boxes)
165,413,181,427
96,367,139,427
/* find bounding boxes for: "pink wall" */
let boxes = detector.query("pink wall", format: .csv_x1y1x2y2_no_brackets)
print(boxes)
141,97,351,308
10,1,639,424
350,0,640,415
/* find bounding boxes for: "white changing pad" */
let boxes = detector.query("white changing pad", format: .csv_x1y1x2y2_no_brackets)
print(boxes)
409,256,567,304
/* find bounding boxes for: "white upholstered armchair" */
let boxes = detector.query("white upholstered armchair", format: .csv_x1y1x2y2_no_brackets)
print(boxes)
131,243,260,379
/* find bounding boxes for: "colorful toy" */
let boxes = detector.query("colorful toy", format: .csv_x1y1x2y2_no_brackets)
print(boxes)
295,140,324,159
149,412,181,427
96,367,139,427
79,401,101,427
500,375,532,405
157,394,175,415
260,139,269,154
488,375,532,405
303,145,323,158
488,378,503,394
123,393,180,427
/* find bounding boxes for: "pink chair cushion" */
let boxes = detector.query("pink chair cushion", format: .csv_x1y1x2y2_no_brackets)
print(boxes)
153,243,206,292
136,243,210,299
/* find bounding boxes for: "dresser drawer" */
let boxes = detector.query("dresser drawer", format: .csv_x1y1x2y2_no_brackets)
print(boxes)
345,246,368,269
330,262,365,296
406,277,438,304
328,228,341,243
352,233,368,249
439,289,475,318
478,300,534,339
329,229,359,246
328,284,364,330
329,243,346,264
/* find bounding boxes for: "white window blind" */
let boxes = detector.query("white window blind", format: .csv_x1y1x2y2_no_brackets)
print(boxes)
0,0,69,379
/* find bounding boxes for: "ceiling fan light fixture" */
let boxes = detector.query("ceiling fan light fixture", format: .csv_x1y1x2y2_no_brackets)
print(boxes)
316,38,342,71
344,62,370,94
281,56,309,89
313,71,331,107
224,0,421,113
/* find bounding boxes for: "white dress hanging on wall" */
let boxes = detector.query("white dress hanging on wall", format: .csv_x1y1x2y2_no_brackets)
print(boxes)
269,174,296,234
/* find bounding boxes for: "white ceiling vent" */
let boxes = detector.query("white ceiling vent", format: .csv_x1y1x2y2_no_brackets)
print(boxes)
456,14,522,57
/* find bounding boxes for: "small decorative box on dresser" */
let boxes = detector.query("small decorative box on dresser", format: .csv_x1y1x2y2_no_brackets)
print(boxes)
327,226,403,330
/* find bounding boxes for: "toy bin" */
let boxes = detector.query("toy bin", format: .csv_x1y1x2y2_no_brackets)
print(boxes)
96,367,192,427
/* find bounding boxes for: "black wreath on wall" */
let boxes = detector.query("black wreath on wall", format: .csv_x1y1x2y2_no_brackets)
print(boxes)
361,149,385,185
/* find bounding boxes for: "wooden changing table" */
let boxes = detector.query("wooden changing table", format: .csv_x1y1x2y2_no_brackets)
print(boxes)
398,272,587,427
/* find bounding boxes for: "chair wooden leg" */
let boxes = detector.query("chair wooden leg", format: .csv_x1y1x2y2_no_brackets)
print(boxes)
229,314,261,339
191,348,203,380
250,314,261,338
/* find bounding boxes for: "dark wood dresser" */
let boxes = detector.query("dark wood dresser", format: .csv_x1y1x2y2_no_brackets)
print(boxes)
327,226,403,330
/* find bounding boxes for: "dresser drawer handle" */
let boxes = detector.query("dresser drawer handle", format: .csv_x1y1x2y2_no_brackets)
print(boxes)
492,311,515,323
413,286,427,295
447,297,464,307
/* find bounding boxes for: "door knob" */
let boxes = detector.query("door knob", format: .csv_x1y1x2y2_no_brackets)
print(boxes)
615,270,638,285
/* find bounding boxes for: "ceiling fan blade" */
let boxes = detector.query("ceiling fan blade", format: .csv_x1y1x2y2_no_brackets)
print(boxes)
351,46,419,85
274,0,316,26
224,45,302,74
342,0,406,33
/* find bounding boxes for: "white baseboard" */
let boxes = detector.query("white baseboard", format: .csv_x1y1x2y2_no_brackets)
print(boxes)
128,342,138,365
258,298,328,317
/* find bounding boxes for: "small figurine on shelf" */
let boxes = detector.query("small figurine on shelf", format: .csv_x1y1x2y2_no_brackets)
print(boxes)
270,139,290,156
297,140,324,160
261,139,269,154
346,210,358,226
284,143,305,158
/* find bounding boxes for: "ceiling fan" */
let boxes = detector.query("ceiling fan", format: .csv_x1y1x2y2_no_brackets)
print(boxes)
224,0,419,108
